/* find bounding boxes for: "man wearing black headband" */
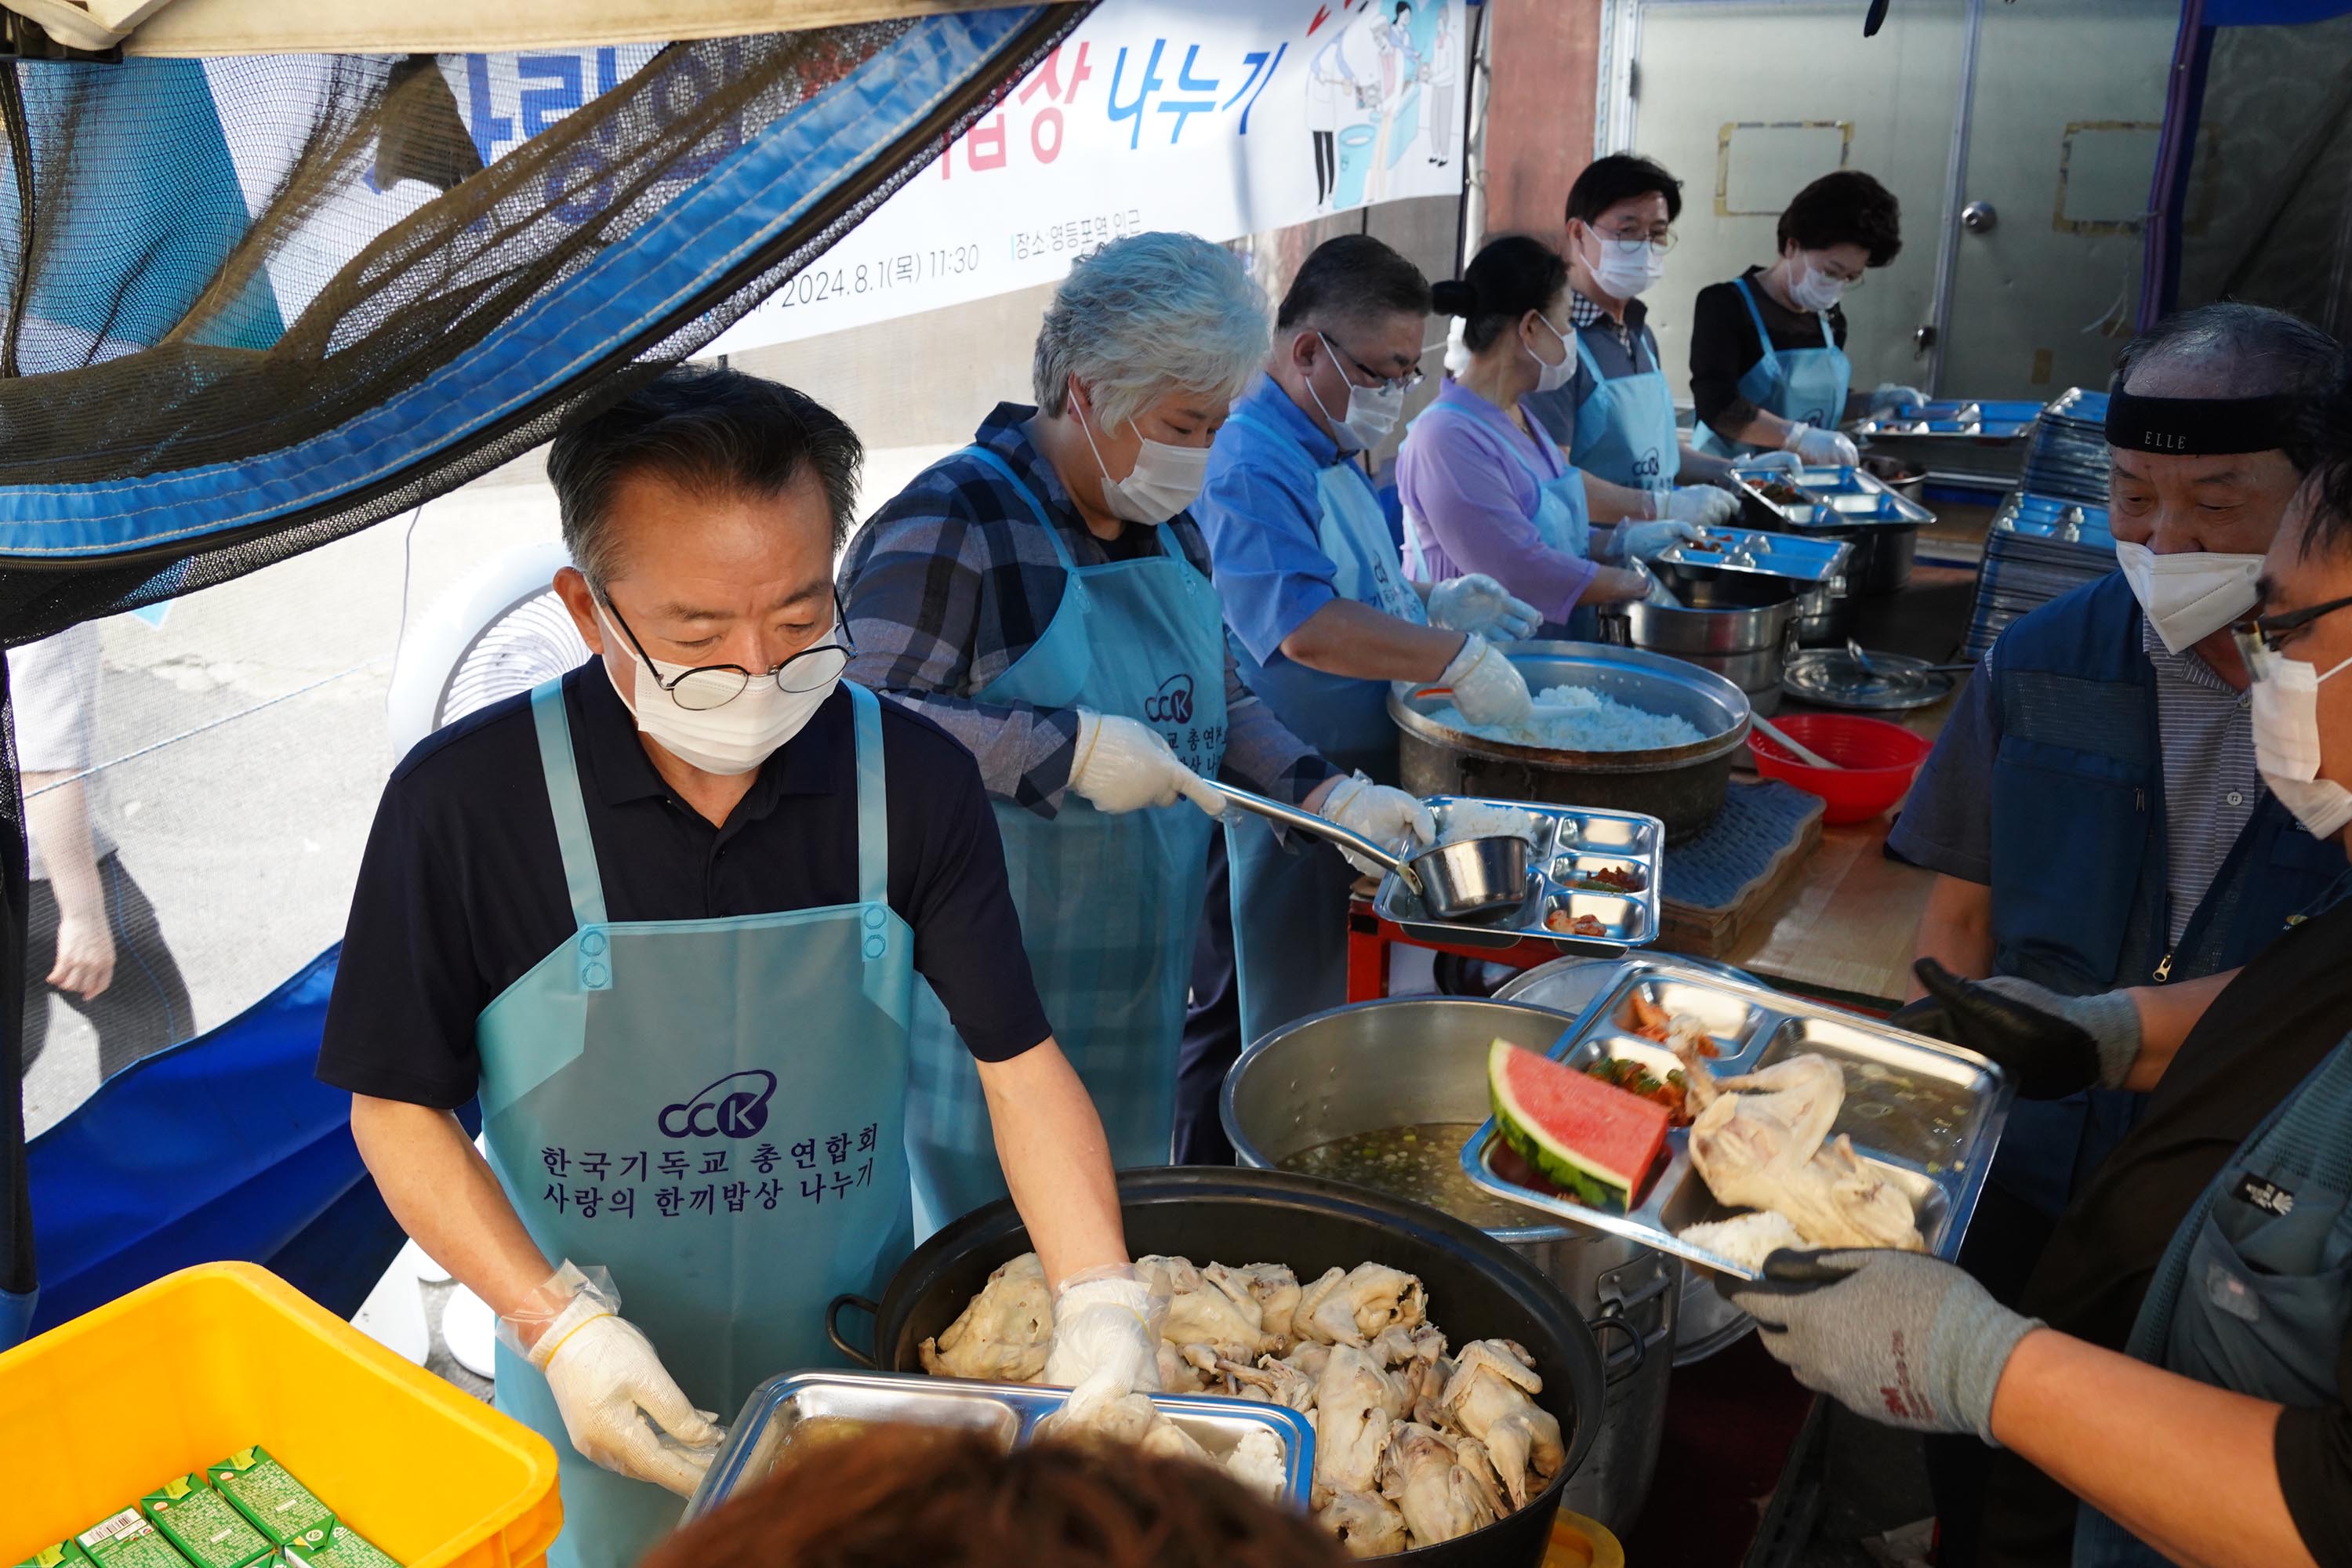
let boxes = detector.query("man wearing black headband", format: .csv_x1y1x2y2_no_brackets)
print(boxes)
1884,302,2349,1565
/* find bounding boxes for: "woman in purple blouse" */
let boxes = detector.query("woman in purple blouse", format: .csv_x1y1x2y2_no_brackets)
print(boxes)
1397,236,1671,632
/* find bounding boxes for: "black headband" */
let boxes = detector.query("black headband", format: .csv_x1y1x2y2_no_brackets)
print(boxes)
2104,387,2301,456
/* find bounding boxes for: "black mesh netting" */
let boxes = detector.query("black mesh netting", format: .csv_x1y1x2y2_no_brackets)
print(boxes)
0,6,1091,1312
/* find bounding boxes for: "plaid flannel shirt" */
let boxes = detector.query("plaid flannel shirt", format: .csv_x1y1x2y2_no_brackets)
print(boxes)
840,403,1338,818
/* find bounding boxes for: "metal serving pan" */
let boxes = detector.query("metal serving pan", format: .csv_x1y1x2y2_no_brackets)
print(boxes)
1372,796,1664,956
1848,398,2043,440
1646,526,1852,588
1457,961,2012,1280
686,1370,1318,1521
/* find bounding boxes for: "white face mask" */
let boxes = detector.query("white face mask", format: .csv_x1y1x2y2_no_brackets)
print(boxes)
2249,641,2352,838
1526,314,1573,395
1787,254,1846,313
1305,333,1406,454
2114,540,2265,655
1074,398,1210,524
597,601,840,776
1584,232,1666,299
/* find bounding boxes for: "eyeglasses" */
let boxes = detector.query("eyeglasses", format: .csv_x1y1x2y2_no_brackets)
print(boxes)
1320,332,1425,395
2234,593,2352,657
601,589,855,711
1595,225,1676,253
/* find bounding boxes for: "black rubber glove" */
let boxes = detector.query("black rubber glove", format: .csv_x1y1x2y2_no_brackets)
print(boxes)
1887,959,2136,1101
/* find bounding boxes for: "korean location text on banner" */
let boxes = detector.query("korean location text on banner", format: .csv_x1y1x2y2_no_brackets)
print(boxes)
703,0,1469,354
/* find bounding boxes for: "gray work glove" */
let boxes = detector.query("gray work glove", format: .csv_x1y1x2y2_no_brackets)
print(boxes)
1888,959,2141,1099
1730,1249,2041,1444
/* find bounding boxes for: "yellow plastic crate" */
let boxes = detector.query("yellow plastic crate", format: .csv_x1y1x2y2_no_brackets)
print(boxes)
0,1262,560,1568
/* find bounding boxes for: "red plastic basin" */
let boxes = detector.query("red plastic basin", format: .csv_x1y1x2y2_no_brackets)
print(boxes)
1748,713,1934,825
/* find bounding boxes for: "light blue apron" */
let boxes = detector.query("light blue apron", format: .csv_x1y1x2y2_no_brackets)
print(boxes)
1406,395,1593,640
1568,329,1682,493
905,444,1227,1237
2074,1034,2352,1565
1692,276,1852,457
1220,408,1425,1059
480,678,916,1568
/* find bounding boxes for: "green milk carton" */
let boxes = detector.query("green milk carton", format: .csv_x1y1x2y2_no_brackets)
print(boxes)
13,1542,93,1568
139,1477,272,1568
74,1508,191,1568
206,1449,334,1550
281,1526,398,1568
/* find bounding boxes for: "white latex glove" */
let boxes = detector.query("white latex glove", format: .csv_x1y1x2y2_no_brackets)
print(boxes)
1629,558,1683,608
1068,710,1225,816
1782,423,1860,466
1426,574,1541,642
1045,1266,1164,1415
1320,771,1439,877
1657,486,1740,528
1871,383,1928,416
1740,450,1804,477
1440,633,1534,727
1610,519,1704,561
509,1265,722,1497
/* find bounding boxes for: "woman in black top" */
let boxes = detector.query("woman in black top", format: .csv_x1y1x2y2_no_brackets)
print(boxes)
1689,169,1911,463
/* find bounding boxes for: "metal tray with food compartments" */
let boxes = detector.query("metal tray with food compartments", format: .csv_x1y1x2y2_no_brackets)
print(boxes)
1729,463,1936,531
1457,960,2013,1279
1371,796,1665,956
1646,525,1853,588
686,1370,1318,1520
1847,398,2044,441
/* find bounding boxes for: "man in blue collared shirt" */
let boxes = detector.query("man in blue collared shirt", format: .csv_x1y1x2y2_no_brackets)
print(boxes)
1176,235,1540,1160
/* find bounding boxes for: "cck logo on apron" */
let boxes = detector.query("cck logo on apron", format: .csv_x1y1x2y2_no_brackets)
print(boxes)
1143,673,1196,725
659,1069,779,1138
1631,448,1664,484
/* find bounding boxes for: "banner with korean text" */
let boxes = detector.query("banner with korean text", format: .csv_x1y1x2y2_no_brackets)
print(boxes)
704,0,1470,353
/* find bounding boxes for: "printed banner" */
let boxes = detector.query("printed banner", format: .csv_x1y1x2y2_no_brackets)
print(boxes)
704,0,1470,354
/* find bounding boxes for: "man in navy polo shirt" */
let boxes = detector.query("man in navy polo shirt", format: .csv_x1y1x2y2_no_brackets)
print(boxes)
318,368,1152,1568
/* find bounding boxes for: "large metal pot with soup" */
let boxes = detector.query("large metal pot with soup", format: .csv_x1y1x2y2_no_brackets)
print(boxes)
1388,642,1751,842
1222,996,1675,1535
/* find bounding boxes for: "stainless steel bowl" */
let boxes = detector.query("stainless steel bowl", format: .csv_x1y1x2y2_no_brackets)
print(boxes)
1389,642,1754,841
1410,833,1534,920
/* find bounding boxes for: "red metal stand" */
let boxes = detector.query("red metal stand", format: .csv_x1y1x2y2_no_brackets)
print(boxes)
1345,891,1565,1002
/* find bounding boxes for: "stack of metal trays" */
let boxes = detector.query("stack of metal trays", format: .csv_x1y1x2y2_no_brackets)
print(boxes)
687,1371,1318,1521
1459,960,2013,1280
1848,397,2045,488
1962,492,2118,659
2017,387,2112,504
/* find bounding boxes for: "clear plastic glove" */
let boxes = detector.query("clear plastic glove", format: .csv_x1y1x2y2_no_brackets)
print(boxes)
1610,519,1704,561
1656,486,1740,528
1871,383,1928,416
1320,772,1439,877
1426,574,1541,642
1439,634,1533,727
1730,1249,2041,1444
1740,450,1804,477
1045,1265,1164,1415
502,1263,722,1497
1628,558,1683,608
1068,710,1225,817
1782,423,1860,466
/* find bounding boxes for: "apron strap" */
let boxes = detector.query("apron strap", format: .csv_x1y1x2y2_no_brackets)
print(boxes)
848,682,890,909
1572,330,1608,387
530,680,612,931
960,442,1077,573
1732,276,1783,376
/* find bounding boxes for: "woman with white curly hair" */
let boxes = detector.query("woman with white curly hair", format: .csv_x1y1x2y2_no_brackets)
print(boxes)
842,231,1430,1234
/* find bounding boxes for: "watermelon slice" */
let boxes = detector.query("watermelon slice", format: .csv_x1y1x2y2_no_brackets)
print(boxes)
1489,1038,1671,1214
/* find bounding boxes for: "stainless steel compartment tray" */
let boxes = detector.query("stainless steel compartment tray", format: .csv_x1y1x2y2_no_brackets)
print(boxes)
1371,796,1664,956
688,1370,1318,1519
1729,463,1935,530
1457,960,2013,1279
1849,399,2042,441
1650,526,1852,586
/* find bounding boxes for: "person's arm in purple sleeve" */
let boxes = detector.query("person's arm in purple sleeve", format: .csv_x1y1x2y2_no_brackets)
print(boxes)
1398,429,1642,621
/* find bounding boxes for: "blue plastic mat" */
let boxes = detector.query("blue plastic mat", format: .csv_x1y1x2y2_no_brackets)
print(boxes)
1661,780,1825,913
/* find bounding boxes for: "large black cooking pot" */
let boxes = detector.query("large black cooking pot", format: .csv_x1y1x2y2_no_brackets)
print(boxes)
826,1167,1608,1568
